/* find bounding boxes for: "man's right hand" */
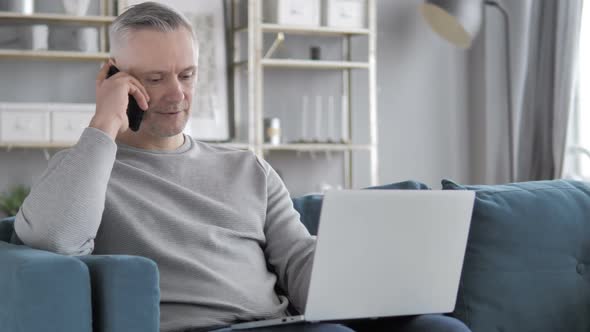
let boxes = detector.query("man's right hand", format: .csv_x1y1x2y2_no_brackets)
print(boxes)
90,61,150,140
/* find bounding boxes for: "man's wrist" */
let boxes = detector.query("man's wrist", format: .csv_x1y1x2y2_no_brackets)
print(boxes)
89,116,121,140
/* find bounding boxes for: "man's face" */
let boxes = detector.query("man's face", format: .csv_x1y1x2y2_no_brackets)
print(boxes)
114,27,197,138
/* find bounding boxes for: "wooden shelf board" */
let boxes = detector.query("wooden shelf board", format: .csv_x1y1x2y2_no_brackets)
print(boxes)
263,143,372,151
261,59,369,69
0,11,115,25
0,49,109,61
235,24,369,36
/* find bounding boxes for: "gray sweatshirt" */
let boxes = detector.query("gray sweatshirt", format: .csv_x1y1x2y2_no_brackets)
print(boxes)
14,127,315,331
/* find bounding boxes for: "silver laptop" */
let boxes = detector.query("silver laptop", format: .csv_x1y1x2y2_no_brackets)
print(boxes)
232,189,475,330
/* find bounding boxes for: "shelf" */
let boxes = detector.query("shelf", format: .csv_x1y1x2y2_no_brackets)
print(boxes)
0,49,109,61
262,59,369,69
0,142,72,149
235,59,368,70
262,143,372,151
0,11,115,25
235,24,369,36
234,59,369,70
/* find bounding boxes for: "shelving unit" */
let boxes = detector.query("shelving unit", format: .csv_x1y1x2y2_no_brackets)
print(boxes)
0,0,112,62
230,0,378,189
0,1,113,148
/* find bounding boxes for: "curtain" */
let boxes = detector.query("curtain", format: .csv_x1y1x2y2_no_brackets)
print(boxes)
467,0,582,183
514,0,582,181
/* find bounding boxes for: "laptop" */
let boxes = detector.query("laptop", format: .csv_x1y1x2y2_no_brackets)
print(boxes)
231,189,475,330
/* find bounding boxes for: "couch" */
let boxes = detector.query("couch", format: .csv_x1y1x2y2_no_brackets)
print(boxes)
2,179,588,331
291,179,590,332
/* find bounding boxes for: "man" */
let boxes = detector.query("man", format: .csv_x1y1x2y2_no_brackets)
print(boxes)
14,3,468,332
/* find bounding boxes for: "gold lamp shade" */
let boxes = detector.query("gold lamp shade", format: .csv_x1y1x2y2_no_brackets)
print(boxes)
421,0,484,49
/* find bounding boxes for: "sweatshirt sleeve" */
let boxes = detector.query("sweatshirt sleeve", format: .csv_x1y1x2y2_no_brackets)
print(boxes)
14,127,117,256
261,160,316,314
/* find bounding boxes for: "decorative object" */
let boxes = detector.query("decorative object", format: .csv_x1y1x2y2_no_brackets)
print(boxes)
264,117,281,145
314,95,322,142
61,0,91,16
421,0,514,179
0,0,34,14
310,46,321,60
299,95,309,142
323,0,366,29
264,32,285,58
327,95,336,143
32,25,48,50
263,0,321,26
341,95,349,143
0,185,30,217
75,27,98,52
120,0,231,141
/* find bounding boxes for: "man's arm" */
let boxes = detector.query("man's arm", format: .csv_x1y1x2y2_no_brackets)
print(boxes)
261,161,316,314
15,62,150,256
14,128,117,255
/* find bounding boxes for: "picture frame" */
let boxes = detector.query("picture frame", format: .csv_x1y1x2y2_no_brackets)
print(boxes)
118,0,231,141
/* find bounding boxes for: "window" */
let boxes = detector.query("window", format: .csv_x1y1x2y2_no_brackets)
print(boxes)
567,1,590,179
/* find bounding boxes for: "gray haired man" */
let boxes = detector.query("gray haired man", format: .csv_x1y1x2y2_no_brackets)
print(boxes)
14,2,469,332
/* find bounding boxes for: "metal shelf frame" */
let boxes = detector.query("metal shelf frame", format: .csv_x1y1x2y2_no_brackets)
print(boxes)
230,0,378,189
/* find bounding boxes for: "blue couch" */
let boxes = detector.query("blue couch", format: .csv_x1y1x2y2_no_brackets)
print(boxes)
2,179,588,331
0,217,160,332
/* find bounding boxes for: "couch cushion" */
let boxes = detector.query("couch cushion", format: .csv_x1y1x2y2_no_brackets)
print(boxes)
292,180,430,235
0,240,93,332
442,179,590,332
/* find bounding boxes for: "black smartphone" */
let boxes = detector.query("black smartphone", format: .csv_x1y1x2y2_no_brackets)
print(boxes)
106,65,144,132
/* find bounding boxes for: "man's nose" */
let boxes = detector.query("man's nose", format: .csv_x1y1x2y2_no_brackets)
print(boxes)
164,78,184,102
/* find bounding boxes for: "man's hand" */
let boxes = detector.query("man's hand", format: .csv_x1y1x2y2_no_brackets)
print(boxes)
89,61,150,139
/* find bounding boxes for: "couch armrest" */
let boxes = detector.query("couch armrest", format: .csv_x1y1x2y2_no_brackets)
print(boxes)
78,255,160,332
0,241,92,332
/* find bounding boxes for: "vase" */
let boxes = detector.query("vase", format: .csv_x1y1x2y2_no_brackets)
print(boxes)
61,0,90,16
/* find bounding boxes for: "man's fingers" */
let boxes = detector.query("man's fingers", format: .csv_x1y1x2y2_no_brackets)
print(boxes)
128,82,150,110
96,61,112,83
127,76,150,104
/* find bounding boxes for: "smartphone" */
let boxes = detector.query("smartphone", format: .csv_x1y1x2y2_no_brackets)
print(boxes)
106,65,144,132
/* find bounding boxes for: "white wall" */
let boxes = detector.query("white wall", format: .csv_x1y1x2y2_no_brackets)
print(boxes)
374,0,471,188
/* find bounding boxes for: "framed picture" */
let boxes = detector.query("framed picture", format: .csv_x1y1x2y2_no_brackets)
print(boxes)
118,0,231,141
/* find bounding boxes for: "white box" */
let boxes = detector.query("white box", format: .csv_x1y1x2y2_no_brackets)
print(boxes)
51,110,94,143
323,0,366,29
49,103,94,143
264,0,321,26
0,104,50,143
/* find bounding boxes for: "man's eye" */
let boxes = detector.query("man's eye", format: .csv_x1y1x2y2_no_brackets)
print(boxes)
181,74,194,80
148,78,162,83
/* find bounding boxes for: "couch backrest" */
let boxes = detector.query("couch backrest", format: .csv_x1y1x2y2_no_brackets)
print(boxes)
291,180,430,235
443,179,590,332
0,216,15,243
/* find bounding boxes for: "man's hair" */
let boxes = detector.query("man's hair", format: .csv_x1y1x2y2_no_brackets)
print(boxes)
109,1,195,56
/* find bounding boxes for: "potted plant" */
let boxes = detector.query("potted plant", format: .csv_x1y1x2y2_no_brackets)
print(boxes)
0,185,30,217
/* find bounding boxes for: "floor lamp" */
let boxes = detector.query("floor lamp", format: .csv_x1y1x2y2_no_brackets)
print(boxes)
420,0,515,181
